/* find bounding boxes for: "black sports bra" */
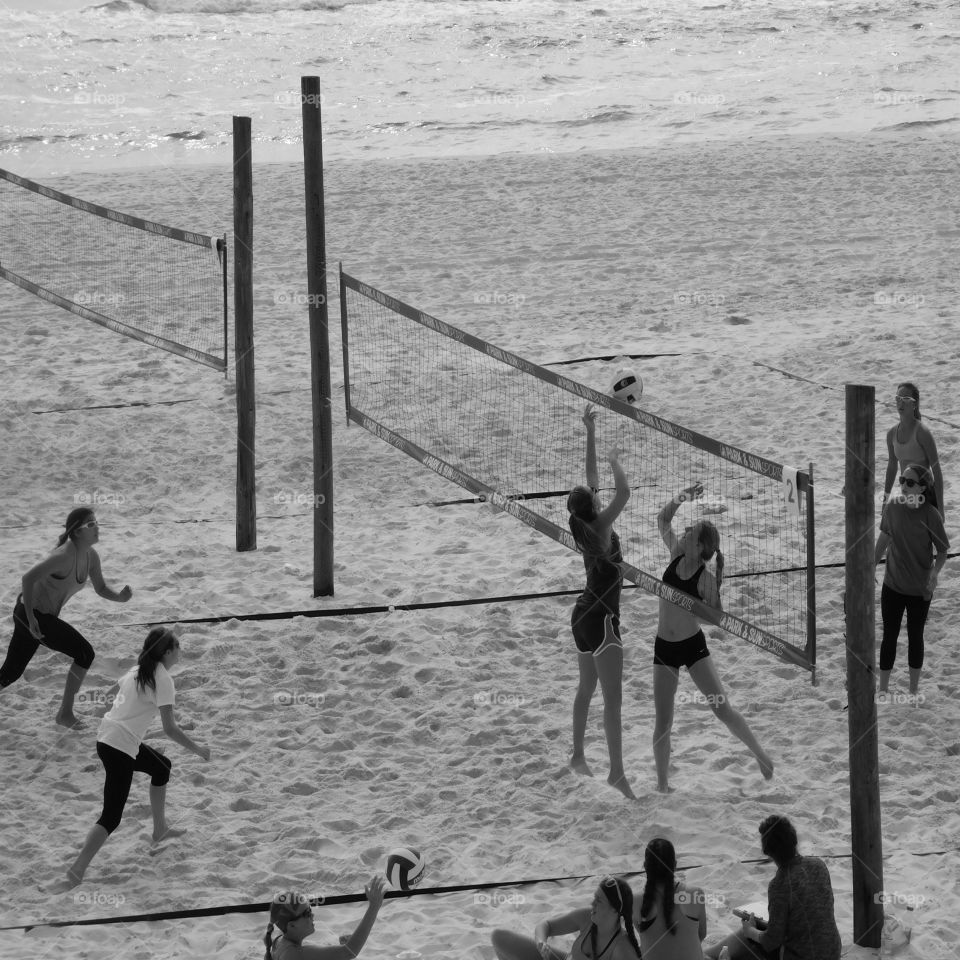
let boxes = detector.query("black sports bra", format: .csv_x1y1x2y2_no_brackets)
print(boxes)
662,555,703,600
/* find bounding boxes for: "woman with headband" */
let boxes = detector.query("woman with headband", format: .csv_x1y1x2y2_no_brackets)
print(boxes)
0,506,132,728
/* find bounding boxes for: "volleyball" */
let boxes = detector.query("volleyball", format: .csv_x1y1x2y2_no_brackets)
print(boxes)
610,368,642,405
385,847,425,890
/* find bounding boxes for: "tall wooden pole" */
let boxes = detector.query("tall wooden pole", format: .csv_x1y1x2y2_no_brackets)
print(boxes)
844,384,883,948
302,76,334,596
233,115,256,552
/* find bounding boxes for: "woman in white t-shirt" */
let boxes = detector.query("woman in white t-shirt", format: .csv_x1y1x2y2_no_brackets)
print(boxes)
64,627,210,887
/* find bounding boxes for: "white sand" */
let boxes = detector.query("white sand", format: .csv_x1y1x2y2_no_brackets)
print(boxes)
1,135,958,959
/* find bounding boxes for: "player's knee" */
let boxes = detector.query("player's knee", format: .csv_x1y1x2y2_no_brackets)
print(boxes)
75,642,95,671
96,812,122,835
151,756,172,788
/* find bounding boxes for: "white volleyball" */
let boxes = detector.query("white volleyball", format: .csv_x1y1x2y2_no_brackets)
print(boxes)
385,847,425,890
610,368,642,405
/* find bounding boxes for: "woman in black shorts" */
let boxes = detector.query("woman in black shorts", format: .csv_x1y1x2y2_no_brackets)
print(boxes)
0,507,132,728
567,403,634,799
653,484,772,793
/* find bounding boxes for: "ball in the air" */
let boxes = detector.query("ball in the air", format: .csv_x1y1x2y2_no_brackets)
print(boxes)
385,847,425,890
610,368,643,405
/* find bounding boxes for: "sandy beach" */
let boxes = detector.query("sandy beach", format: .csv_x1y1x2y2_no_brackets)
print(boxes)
1,128,959,960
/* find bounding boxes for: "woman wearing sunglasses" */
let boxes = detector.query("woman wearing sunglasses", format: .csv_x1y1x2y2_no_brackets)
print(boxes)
62,627,210,888
263,875,387,959
567,403,635,799
492,875,642,960
883,382,943,516
635,837,706,960
875,463,949,699
0,506,132,728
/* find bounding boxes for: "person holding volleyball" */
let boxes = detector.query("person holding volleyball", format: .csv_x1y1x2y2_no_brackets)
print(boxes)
653,484,773,792
567,403,634,799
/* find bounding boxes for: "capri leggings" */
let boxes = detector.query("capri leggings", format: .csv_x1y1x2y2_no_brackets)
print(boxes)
96,741,172,834
0,600,95,688
879,583,931,671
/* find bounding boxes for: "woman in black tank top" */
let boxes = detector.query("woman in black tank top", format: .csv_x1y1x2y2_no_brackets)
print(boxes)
567,404,635,800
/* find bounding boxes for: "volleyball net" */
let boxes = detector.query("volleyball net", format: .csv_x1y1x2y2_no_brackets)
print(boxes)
0,167,227,371
340,269,816,673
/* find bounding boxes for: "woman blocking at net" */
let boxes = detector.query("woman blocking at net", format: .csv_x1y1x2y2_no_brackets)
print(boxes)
264,876,387,959
567,403,634,800
0,507,132,729
62,627,210,888
653,484,773,793
491,875,642,960
634,837,707,960
883,382,943,516
875,463,949,700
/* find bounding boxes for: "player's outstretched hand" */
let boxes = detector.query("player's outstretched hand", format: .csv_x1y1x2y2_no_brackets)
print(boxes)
365,874,388,911
606,444,623,464
677,482,704,503
582,403,597,429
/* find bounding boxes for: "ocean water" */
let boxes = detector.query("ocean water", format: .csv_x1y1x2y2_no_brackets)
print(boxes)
1,0,959,176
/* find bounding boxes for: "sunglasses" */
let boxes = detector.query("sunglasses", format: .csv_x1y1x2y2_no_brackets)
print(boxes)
899,477,922,488
77,520,99,529
599,876,623,911
294,907,313,921
894,395,917,403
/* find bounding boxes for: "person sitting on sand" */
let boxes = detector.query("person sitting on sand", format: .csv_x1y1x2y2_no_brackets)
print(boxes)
0,507,132,728
567,402,635,799
883,381,943,516
63,627,209,887
635,837,706,960
492,874,642,960
653,484,773,793
264,875,387,959
703,815,840,960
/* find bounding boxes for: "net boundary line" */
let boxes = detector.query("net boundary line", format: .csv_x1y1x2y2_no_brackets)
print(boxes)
0,166,215,248
341,271,810,492
3,847,954,932
350,410,811,671
0,265,227,371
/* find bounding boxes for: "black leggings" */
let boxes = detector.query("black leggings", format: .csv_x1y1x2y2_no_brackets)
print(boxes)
879,584,931,671
0,601,95,688
96,741,172,834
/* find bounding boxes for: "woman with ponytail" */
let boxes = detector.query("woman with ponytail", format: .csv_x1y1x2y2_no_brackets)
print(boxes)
635,838,706,960
62,627,209,888
654,485,772,792
567,403,634,800
0,507,132,728
492,874,642,960
264,876,386,959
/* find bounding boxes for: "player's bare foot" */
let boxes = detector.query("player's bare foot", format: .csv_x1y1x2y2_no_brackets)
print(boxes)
152,825,187,844
608,772,637,800
55,711,86,730
756,750,774,780
656,782,676,794
570,754,593,776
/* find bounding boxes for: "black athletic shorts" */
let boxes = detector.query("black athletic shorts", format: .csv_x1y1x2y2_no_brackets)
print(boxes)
653,630,710,669
572,604,621,656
